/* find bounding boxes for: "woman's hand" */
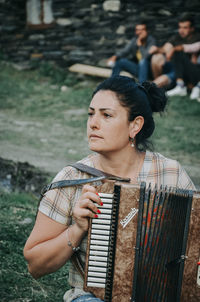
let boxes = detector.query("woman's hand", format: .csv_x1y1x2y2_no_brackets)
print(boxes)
73,184,102,232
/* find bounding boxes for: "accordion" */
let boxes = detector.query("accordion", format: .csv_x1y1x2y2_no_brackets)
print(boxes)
83,182,200,302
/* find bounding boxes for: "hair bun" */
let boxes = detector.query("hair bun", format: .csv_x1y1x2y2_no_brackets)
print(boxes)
142,81,167,113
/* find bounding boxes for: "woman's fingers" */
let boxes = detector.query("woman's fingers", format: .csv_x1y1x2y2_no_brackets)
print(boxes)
80,191,102,206
72,185,103,231
81,185,103,207
74,207,99,219
78,198,101,215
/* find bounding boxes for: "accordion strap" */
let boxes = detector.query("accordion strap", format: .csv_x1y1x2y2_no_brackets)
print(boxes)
40,162,130,197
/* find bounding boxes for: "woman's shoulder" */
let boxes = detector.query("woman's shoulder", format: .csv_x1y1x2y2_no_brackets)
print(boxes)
147,151,195,190
147,151,179,168
53,154,95,182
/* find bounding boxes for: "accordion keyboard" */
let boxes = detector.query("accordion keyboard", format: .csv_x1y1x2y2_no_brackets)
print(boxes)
86,192,114,288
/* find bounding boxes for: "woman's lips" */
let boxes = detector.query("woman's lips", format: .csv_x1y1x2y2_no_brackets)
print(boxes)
89,134,103,139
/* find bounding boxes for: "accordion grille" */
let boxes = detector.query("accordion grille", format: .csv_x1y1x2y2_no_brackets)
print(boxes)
133,187,193,302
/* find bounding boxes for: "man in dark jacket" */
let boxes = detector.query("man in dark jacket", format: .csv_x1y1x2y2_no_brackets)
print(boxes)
107,21,156,83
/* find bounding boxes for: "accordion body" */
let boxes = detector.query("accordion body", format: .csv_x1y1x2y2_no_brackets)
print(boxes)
83,182,200,302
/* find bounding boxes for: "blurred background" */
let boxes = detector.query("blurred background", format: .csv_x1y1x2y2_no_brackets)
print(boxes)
0,1,200,301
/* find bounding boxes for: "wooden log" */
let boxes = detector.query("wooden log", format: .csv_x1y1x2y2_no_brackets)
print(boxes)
68,63,134,79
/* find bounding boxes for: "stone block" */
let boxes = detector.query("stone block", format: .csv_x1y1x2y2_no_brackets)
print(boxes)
103,0,121,12
56,18,72,26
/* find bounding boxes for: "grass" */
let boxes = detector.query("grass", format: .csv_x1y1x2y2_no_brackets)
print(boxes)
0,192,70,302
153,96,200,163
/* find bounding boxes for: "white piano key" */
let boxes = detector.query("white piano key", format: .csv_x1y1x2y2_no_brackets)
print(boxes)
99,193,113,198
90,239,109,246
97,214,112,219
89,260,107,267
90,245,109,251
89,255,108,262
87,282,105,288
88,266,107,272
88,271,107,278
97,206,111,211
91,229,110,235
99,203,113,209
91,234,109,241
97,208,112,214
91,223,111,230
89,250,108,256
100,198,113,204
88,277,106,283
92,219,111,224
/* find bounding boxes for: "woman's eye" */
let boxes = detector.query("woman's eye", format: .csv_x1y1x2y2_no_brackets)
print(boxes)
88,112,93,116
104,113,111,118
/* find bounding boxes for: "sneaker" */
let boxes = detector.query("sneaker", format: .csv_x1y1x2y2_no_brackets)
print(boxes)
166,85,187,97
190,86,200,100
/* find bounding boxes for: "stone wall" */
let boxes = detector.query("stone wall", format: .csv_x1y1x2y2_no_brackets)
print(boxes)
0,0,200,68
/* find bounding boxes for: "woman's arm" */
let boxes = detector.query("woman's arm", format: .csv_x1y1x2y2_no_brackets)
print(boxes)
24,185,102,279
23,212,85,279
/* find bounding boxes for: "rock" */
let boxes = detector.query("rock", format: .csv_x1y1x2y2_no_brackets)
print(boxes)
12,61,32,71
18,218,33,225
68,49,93,60
103,0,121,12
0,174,12,192
116,25,126,35
29,34,45,40
116,37,126,46
56,18,72,26
158,9,172,16
61,85,68,92
31,53,43,59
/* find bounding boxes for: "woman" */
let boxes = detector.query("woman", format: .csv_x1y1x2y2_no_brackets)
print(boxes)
24,76,195,302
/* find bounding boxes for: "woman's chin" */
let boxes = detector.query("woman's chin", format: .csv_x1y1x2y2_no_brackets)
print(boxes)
89,146,101,152
89,143,104,153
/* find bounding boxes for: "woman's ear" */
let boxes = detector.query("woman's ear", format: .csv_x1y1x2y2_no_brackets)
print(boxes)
129,116,144,138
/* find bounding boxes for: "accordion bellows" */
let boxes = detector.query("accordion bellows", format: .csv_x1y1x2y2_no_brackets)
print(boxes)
83,181,200,302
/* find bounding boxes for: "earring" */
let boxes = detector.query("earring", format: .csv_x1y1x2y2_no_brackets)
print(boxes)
130,137,135,148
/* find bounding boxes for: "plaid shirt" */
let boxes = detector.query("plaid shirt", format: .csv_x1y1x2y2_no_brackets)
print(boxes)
39,151,195,301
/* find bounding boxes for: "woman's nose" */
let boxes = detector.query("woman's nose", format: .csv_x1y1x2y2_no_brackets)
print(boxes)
89,114,100,129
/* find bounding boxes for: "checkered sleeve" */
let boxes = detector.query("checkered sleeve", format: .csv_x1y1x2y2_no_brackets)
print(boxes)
38,166,79,225
177,162,196,191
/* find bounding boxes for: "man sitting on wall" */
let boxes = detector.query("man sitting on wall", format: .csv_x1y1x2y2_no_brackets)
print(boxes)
107,20,156,83
151,13,200,99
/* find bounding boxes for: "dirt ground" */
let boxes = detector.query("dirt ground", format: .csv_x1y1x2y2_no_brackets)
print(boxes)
0,110,89,175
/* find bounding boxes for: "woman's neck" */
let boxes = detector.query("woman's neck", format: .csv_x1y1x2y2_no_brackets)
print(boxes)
93,148,145,182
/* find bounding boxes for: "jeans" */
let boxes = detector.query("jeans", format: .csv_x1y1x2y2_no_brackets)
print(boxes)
72,294,104,302
163,61,176,83
111,58,149,83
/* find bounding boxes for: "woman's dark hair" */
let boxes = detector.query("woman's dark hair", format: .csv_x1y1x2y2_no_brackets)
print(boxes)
92,76,167,151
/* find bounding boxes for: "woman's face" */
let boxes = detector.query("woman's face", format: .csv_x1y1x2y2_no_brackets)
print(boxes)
87,90,132,154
